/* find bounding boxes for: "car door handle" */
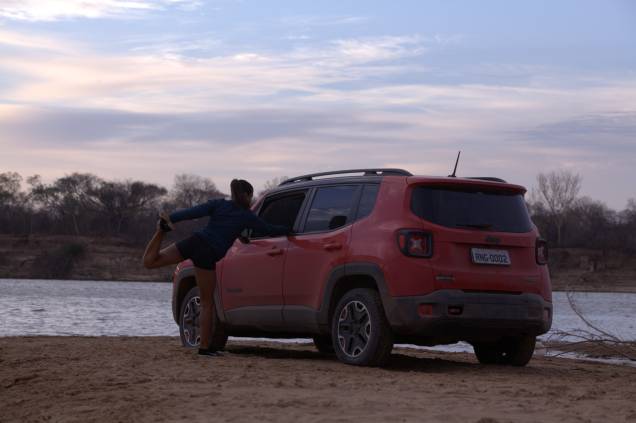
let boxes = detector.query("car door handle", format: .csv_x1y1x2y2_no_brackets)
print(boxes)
267,247,284,256
324,242,342,251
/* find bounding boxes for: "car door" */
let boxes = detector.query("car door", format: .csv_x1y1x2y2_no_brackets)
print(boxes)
219,190,307,329
282,185,361,328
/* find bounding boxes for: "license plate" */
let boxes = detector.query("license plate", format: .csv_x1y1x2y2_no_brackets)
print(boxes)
471,248,511,266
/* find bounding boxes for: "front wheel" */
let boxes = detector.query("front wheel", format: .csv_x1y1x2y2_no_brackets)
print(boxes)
179,286,227,351
473,335,536,366
331,288,393,366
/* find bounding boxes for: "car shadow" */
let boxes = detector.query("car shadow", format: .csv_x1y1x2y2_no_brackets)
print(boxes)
225,344,482,373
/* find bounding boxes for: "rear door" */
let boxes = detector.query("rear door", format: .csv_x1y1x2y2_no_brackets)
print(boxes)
282,185,360,326
220,190,307,329
410,184,541,294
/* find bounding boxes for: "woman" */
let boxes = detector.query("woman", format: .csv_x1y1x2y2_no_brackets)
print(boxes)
142,179,290,357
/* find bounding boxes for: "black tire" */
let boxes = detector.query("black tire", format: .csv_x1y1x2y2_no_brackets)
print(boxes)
312,335,335,354
331,288,393,366
179,286,228,351
473,335,536,367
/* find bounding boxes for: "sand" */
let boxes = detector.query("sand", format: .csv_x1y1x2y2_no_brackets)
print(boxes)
1,337,635,423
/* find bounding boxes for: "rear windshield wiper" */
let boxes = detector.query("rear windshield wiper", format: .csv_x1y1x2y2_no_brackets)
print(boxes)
455,223,493,230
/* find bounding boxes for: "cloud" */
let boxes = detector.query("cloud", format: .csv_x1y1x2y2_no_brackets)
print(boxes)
0,0,202,21
0,106,411,145
279,15,369,28
1,27,635,207
0,29,430,112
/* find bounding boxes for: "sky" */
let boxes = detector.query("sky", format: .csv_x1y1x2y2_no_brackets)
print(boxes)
0,0,635,208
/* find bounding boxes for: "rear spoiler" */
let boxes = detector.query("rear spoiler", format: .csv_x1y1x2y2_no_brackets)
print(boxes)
406,176,527,194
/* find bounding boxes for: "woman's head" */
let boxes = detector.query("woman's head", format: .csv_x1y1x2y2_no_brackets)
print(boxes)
230,179,254,209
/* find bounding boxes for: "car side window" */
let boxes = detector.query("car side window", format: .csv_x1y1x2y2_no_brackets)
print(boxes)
303,185,358,233
251,192,306,238
355,184,379,220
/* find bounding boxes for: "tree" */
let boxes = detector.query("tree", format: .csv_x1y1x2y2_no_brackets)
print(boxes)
0,172,29,234
170,174,225,209
258,176,289,196
93,180,167,234
0,172,22,207
533,170,582,247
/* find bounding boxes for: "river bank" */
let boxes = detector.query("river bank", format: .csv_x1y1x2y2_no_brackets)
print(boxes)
1,235,636,292
1,336,635,423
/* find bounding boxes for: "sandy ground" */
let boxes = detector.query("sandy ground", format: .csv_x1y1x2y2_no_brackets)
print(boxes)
1,338,636,423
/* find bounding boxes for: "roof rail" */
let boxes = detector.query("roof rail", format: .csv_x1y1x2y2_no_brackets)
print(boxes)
279,168,412,186
466,177,508,183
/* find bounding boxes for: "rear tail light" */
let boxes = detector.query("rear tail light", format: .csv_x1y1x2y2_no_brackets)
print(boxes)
397,230,433,258
536,238,548,265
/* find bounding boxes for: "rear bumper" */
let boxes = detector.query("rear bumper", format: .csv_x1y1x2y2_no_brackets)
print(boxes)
386,289,552,342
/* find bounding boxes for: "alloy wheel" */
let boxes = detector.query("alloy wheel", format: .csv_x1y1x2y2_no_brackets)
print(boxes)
182,295,201,347
337,300,371,358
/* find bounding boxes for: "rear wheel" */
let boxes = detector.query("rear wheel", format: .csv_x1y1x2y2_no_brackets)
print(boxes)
331,288,393,366
473,335,536,366
179,286,228,351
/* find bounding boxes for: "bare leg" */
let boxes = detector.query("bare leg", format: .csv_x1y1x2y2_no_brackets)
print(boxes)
142,229,183,269
194,266,217,350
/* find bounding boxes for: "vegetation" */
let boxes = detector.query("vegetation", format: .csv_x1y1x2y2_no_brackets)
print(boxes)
0,169,634,254
0,172,224,246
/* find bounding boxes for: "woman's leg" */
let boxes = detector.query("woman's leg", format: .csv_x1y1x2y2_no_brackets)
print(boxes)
194,266,217,350
142,229,183,269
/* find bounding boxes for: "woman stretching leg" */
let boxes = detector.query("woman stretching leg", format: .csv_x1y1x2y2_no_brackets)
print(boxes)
142,220,218,353
142,179,291,357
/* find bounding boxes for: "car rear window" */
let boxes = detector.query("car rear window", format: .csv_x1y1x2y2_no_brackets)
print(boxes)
410,185,532,233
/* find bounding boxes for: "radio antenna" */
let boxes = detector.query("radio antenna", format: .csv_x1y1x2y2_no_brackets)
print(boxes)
448,151,461,177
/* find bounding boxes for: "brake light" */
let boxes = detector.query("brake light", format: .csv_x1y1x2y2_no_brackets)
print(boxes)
397,230,433,258
536,238,548,265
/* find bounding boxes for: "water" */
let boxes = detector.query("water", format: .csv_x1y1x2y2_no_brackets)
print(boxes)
1,279,635,343
0,279,177,337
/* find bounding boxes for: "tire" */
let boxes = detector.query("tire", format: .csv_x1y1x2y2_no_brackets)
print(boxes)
179,286,228,351
473,335,536,367
312,335,334,354
331,288,393,366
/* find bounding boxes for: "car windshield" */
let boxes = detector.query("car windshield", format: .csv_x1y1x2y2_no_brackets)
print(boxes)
410,185,532,233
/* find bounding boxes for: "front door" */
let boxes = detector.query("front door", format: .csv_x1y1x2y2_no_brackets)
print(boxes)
219,190,307,329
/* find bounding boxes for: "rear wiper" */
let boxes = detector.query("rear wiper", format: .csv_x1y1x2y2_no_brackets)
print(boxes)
455,223,493,230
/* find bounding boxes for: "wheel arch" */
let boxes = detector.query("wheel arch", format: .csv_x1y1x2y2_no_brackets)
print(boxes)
318,262,400,330
172,266,227,324
172,267,197,324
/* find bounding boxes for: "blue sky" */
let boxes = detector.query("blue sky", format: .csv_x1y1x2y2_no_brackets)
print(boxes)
0,0,634,208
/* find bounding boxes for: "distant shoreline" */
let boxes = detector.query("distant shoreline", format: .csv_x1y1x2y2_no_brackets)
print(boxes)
1,234,635,292
2,278,636,294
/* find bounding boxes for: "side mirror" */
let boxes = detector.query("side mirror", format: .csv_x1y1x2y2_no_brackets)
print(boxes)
328,215,347,230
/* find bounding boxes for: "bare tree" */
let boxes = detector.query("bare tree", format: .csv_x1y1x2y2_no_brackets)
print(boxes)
170,174,225,209
258,176,289,196
0,172,22,206
533,170,582,246
93,180,167,234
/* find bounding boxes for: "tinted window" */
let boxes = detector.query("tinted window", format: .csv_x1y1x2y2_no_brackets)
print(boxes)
252,192,305,238
304,186,358,232
411,186,532,233
356,184,379,219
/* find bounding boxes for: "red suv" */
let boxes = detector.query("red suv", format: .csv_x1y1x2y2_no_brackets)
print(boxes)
171,169,552,366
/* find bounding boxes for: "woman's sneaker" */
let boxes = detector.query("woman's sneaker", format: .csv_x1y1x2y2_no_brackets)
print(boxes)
198,348,221,357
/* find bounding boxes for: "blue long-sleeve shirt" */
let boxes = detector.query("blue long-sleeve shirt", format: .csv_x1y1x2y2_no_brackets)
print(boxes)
169,199,290,259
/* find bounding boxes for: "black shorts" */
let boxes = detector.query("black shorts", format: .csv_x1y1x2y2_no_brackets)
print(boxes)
175,234,219,270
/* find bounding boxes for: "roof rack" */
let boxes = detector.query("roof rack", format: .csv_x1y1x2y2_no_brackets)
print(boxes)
279,168,412,186
466,177,507,183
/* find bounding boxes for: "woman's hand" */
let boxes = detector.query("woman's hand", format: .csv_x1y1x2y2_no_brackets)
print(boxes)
158,212,176,232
